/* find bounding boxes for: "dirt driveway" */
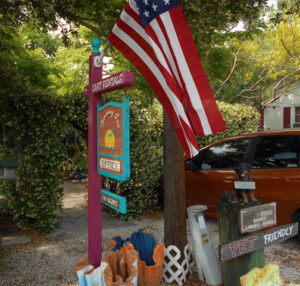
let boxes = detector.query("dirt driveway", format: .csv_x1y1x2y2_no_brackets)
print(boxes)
0,181,299,285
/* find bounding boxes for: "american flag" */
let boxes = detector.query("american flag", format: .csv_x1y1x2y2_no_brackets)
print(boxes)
109,0,226,158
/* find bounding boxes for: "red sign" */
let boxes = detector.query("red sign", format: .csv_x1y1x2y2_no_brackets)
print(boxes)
92,71,134,94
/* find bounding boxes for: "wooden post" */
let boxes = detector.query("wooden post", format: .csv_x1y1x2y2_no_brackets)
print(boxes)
163,109,187,252
85,39,134,267
217,198,265,286
85,39,103,267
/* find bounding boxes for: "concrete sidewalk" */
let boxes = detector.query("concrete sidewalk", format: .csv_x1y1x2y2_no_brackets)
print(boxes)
50,181,164,243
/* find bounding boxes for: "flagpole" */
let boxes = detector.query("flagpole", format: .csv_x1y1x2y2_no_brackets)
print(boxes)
98,41,111,67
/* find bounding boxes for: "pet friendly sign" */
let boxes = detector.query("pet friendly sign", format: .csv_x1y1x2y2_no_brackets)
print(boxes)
97,95,130,181
219,222,298,262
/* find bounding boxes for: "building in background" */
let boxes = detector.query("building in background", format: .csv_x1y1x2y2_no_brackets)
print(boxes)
262,82,300,130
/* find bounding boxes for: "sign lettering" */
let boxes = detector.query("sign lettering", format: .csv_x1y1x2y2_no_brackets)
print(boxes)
101,189,127,214
220,222,298,262
234,181,256,190
92,71,134,94
99,158,121,172
239,202,277,233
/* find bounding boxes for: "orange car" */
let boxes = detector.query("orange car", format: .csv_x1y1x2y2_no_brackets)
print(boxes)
185,128,300,239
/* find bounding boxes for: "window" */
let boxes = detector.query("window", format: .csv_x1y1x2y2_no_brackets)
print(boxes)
252,135,300,169
200,139,251,169
296,107,300,123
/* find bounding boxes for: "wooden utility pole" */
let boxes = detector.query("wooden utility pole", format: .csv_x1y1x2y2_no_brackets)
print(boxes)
163,109,187,253
163,0,187,258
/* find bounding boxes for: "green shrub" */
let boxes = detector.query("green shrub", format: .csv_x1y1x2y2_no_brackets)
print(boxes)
0,87,89,233
0,92,67,233
197,101,260,148
102,97,163,219
0,85,259,226
102,99,259,219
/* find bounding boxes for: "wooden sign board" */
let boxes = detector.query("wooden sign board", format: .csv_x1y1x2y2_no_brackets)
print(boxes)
92,71,134,94
101,189,127,214
239,202,276,233
219,222,298,262
97,96,130,181
234,181,255,189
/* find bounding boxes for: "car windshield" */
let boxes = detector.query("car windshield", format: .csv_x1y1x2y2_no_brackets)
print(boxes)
200,138,251,169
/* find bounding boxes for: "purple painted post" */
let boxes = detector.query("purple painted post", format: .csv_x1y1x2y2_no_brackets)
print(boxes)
84,38,103,267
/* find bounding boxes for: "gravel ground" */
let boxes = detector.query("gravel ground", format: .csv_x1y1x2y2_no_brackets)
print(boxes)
0,181,299,285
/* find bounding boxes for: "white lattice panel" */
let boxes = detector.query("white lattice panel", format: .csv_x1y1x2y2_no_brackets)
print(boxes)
163,244,194,285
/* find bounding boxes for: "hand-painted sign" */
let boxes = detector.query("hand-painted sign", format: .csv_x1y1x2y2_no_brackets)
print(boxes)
92,71,134,94
101,189,127,214
219,222,298,262
97,96,130,181
239,202,277,233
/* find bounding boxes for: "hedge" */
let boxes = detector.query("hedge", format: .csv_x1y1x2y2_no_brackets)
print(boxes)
0,89,259,229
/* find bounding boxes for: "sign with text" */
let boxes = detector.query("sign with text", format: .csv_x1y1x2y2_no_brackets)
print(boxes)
92,71,134,94
219,222,298,262
239,202,277,233
97,96,130,181
234,181,255,190
101,189,127,214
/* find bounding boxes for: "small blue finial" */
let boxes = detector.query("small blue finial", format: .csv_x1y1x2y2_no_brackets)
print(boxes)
92,38,101,54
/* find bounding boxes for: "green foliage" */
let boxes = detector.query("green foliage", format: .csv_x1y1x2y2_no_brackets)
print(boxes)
0,91,66,233
103,95,163,219
49,27,91,96
0,18,52,91
0,19,88,232
197,101,260,148
205,2,300,106
0,0,263,227
0,90,88,233
182,0,268,52
21,23,63,57
0,16,65,233
206,47,232,81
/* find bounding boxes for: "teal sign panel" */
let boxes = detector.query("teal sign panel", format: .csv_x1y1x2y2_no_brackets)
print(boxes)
101,189,127,214
97,96,130,181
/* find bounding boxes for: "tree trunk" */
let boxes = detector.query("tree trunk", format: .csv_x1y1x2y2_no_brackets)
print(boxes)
163,109,187,252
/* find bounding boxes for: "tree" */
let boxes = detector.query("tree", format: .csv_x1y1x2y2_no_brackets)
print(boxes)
0,0,271,239
212,8,300,109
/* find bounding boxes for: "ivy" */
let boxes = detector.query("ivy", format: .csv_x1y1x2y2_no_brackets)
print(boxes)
101,94,163,219
0,91,66,233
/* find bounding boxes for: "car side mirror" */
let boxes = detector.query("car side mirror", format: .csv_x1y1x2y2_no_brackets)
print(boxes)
185,159,198,171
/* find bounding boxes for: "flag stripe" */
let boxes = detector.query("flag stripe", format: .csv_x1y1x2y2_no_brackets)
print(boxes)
148,14,205,134
147,19,183,90
109,17,199,157
109,0,226,158
169,7,225,134
120,8,176,88
161,9,212,134
119,10,184,105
